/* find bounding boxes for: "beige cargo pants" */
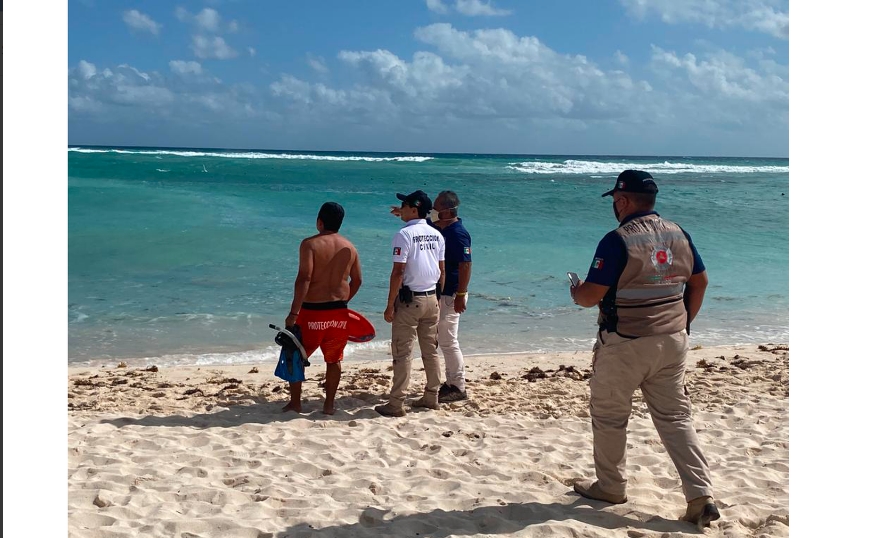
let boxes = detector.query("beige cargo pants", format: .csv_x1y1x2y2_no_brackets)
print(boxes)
589,328,714,502
388,295,442,407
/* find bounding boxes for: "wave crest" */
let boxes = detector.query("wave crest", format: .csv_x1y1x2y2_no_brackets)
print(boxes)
508,160,788,174
69,148,433,162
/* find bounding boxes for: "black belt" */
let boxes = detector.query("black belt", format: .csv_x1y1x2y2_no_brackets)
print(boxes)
412,290,435,296
302,300,348,310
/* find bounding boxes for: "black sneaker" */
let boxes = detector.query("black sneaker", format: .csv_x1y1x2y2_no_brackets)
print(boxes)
438,383,454,396
439,385,467,403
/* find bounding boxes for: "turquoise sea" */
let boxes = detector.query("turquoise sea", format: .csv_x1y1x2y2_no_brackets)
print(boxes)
68,147,788,367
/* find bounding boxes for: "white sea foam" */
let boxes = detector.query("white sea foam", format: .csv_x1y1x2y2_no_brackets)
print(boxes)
76,339,394,369
69,147,433,162
508,160,788,174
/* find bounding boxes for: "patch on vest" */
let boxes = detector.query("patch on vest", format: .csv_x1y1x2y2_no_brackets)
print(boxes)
650,246,673,271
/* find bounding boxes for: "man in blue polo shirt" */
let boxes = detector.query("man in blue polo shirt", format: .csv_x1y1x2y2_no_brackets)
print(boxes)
569,170,720,529
389,190,473,402
429,191,473,403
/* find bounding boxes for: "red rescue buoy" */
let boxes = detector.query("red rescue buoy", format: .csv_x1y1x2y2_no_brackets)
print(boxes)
346,309,376,343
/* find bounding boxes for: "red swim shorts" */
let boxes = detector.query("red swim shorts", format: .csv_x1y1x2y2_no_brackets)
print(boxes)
295,303,350,364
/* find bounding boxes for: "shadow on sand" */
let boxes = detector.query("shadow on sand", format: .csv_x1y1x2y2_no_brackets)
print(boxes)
276,499,700,537
99,398,392,429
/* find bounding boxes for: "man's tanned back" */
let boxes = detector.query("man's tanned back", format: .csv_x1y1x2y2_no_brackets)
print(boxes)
300,233,361,302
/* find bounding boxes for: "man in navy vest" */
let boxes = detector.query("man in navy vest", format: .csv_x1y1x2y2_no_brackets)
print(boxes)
429,191,472,403
390,191,473,402
570,170,720,529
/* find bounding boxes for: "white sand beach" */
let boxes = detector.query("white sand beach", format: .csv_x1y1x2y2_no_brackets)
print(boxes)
67,344,789,537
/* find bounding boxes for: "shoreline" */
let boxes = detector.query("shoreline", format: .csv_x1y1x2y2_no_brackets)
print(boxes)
69,343,788,537
68,338,790,370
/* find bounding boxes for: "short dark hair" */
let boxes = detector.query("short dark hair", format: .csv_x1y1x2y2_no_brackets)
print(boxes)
627,192,656,210
318,202,345,232
436,190,460,216
436,190,460,210
412,201,430,219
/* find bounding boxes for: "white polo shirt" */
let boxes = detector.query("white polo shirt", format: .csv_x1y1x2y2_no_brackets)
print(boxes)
392,219,446,292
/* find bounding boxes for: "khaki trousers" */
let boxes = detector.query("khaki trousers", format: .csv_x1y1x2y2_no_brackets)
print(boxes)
438,294,466,391
589,329,714,502
388,295,442,407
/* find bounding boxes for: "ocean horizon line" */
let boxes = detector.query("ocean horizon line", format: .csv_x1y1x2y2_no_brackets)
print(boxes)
68,144,789,162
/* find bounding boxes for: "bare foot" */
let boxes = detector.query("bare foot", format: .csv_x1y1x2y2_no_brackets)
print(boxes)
281,401,302,413
322,403,336,415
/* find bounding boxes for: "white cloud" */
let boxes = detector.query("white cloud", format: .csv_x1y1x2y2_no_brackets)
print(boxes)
78,60,97,79
333,25,643,122
427,0,510,17
177,7,237,34
308,57,329,74
117,64,151,82
113,85,176,106
69,23,787,155
192,35,238,59
68,61,267,128
650,44,788,103
270,75,312,101
176,7,239,60
169,60,203,75
122,10,161,35
621,0,788,39
426,0,448,15
175,6,189,22
195,8,222,32
414,23,566,66
270,22,784,149
455,0,511,16
69,95,103,113
68,62,174,110
426,0,448,14
248,47,257,57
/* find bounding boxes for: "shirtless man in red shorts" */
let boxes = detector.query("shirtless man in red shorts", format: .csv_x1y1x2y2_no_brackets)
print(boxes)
283,202,363,415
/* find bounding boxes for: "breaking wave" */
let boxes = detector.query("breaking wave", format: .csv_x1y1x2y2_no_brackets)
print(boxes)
69,147,433,162
508,160,788,175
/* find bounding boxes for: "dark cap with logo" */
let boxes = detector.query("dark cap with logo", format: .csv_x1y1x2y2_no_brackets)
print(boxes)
601,170,659,197
396,190,432,208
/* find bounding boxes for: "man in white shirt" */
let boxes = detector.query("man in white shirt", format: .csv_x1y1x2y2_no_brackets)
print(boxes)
375,190,446,417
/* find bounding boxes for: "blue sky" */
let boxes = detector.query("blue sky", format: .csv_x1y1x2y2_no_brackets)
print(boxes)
66,0,789,157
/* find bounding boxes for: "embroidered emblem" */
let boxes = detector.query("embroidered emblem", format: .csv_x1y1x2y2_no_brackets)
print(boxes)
650,246,673,271
592,257,604,270
464,247,471,255
393,247,401,256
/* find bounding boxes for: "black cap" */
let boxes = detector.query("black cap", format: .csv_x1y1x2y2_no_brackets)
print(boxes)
601,170,658,197
396,190,432,208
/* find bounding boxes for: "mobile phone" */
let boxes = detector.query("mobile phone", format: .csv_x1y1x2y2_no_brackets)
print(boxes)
567,272,580,287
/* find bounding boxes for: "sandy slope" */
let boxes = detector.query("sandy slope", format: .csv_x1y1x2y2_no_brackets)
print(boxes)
68,343,789,537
